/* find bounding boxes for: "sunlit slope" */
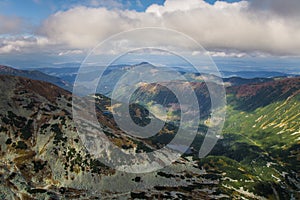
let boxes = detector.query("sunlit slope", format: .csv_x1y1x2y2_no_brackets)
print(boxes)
224,77,300,171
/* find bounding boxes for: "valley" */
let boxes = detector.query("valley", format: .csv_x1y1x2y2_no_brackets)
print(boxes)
0,65,299,199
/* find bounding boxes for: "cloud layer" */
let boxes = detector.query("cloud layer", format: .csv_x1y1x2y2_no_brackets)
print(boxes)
1,0,300,57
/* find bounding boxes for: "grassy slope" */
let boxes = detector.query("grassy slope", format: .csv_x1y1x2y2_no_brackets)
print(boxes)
193,79,300,199
224,93,300,170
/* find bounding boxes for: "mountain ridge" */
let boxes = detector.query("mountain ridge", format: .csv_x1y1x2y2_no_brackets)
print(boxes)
0,65,71,91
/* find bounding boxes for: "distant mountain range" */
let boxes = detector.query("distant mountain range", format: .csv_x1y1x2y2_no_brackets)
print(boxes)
29,63,297,87
221,70,295,79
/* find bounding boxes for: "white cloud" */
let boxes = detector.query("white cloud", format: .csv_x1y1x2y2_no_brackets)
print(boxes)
0,36,50,54
39,7,141,48
58,49,84,56
146,0,211,16
36,0,300,56
2,0,300,57
203,51,248,58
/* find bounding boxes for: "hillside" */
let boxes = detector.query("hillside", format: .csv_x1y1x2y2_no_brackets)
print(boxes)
0,75,299,199
0,75,224,199
224,77,300,171
128,76,300,198
0,65,71,91
0,75,140,199
227,77,300,111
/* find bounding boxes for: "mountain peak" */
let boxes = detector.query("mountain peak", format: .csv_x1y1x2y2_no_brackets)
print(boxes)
140,61,150,65
135,61,152,66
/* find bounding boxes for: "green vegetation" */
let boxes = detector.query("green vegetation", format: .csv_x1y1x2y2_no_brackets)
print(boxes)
3,111,27,128
20,119,33,140
224,94,300,172
51,123,67,145
15,141,28,150
32,160,48,172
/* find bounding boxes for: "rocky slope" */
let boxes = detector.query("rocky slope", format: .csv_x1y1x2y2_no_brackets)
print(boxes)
0,74,299,199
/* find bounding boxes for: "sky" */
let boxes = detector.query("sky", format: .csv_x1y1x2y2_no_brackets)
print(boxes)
0,0,300,73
